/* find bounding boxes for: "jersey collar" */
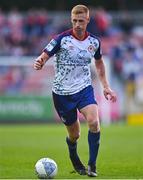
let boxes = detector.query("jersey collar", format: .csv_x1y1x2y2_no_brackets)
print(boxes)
71,29,89,41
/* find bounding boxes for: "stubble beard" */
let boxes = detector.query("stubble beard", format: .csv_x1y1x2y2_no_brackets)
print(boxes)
76,29,85,38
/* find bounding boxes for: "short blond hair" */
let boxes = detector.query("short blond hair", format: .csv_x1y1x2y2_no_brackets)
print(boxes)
71,4,89,17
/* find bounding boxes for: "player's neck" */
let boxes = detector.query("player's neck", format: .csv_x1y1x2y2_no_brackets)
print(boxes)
72,29,88,41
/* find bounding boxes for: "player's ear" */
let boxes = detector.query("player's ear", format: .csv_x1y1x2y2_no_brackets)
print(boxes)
87,17,90,24
71,14,73,23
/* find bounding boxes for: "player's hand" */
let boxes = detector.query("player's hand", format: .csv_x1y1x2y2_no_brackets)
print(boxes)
103,87,117,102
34,58,45,70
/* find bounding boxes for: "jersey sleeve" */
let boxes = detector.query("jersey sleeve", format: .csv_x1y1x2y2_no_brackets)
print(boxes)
94,39,102,60
43,35,61,57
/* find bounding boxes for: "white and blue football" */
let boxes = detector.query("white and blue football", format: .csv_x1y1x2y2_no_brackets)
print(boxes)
35,157,58,179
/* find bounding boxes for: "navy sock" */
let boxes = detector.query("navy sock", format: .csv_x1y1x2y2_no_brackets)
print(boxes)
88,131,100,165
66,137,78,159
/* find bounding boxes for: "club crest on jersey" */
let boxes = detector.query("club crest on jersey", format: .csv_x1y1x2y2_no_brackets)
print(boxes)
46,39,57,51
88,45,95,53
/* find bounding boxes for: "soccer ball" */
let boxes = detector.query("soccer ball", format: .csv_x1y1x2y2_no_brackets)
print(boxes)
35,158,58,179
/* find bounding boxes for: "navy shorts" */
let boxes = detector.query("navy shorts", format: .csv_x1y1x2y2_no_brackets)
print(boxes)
52,85,97,126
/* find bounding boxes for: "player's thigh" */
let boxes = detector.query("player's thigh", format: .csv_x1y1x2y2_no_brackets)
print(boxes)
80,104,99,121
80,104,100,131
66,120,80,141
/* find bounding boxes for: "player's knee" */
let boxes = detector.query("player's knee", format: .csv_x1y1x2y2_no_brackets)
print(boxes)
73,132,80,141
87,117,100,132
69,132,80,142
89,121,100,132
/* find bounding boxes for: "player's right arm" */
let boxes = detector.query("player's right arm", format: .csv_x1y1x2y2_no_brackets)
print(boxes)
34,35,61,70
34,52,49,70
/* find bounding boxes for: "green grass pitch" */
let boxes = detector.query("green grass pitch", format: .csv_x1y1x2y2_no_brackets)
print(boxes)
0,123,143,179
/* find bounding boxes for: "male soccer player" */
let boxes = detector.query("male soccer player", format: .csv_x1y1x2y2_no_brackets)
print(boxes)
34,5,117,177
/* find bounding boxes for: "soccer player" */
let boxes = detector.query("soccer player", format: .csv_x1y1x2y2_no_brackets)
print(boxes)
34,4,117,177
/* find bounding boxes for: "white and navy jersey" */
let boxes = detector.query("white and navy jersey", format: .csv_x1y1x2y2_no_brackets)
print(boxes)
44,29,102,95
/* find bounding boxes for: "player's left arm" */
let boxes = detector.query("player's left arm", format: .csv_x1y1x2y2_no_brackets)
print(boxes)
95,58,117,102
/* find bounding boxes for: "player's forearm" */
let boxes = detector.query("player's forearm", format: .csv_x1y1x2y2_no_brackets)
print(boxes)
34,52,50,70
37,52,49,64
95,59,110,88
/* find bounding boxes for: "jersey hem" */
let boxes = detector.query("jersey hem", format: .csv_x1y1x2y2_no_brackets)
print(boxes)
52,84,91,95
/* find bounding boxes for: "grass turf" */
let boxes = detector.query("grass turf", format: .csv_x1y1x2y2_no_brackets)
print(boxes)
0,123,143,179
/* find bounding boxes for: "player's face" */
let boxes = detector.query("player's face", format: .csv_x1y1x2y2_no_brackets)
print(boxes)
71,13,89,35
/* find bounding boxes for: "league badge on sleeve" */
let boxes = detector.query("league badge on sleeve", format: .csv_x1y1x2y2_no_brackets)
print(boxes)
46,39,57,51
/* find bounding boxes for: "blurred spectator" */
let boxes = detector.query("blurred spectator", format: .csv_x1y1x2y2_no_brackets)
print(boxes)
119,11,134,34
122,45,141,95
95,7,112,37
87,8,98,35
87,7,112,37
4,67,25,95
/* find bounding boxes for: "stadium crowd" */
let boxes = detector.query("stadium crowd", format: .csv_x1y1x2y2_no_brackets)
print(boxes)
0,7,142,56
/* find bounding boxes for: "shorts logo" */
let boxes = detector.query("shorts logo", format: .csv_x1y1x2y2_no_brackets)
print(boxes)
46,39,57,51
61,116,66,123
